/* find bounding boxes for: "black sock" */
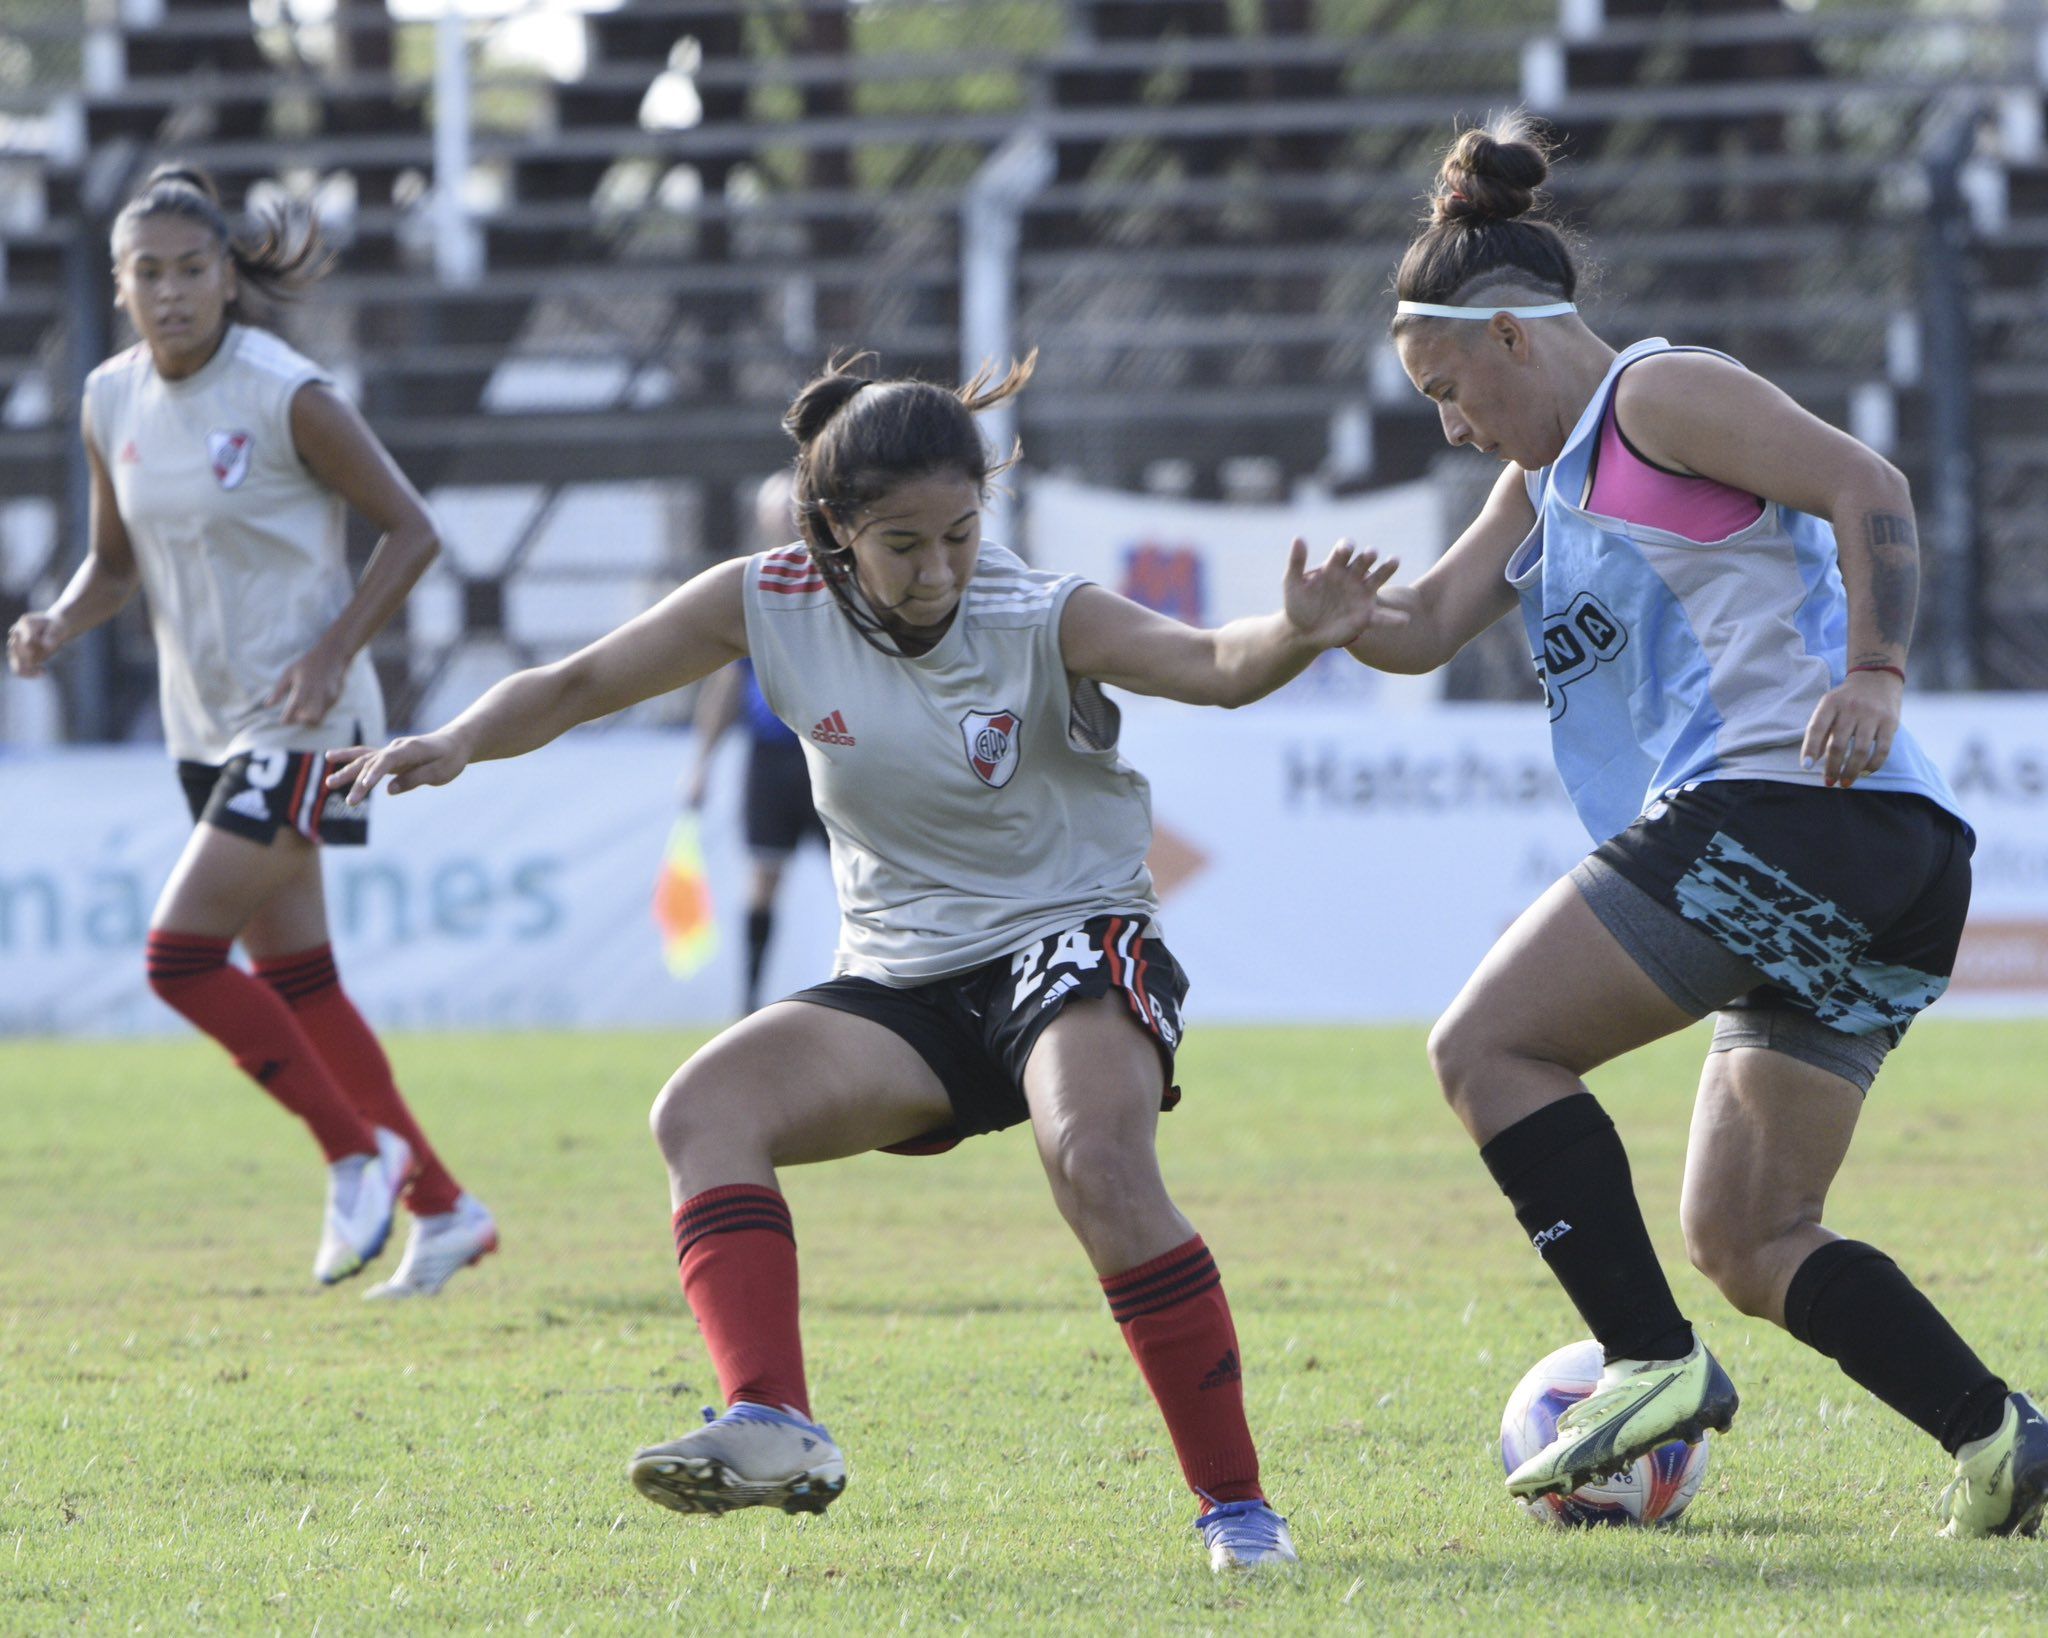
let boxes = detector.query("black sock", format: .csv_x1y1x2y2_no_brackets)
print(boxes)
1783,1239,2007,1453
744,908,774,1012
1478,1093,1694,1364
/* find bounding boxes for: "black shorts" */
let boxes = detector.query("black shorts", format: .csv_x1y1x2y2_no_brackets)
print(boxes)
791,913,1188,1154
1591,779,1972,1041
178,749,367,847
744,735,824,860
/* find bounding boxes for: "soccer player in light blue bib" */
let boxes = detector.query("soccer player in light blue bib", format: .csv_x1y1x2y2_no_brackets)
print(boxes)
1344,117,2044,1537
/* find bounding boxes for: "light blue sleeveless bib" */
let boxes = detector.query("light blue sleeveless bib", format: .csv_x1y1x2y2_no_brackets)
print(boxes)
1507,338,1963,843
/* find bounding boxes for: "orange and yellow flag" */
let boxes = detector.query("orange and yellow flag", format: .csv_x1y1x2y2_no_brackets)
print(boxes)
652,815,718,978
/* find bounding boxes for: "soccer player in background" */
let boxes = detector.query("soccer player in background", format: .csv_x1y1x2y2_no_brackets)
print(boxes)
328,352,1405,1569
4,166,496,1297
684,472,828,1014
1344,118,2045,1537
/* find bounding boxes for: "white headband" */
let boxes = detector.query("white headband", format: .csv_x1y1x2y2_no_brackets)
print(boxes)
1396,300,1578,320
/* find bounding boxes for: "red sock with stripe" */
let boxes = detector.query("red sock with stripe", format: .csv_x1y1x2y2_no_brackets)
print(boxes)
253,944,463,1215
146,931,375,1163
1101,1234,1263,1506
673,1185,810,1419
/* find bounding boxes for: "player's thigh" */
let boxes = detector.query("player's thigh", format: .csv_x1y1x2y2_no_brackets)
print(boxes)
238,849,332,959
152,821,320,940
656,998,954,1166
1433,872,1704,1078
1022,995,1173,1161
1680,1041,1862,1251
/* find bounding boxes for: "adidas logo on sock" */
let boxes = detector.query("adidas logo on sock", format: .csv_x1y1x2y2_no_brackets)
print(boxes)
1198,1349,1241,1392
810,710,856,746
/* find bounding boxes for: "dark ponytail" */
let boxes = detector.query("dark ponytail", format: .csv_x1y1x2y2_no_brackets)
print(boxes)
1392,116,1587,326
112,164,332,321
784,350,1035,654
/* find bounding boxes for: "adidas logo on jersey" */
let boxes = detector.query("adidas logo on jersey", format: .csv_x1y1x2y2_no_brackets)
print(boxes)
810,710,856,747
224,788,271,822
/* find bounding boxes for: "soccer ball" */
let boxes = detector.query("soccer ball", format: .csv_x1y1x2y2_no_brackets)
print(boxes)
1499,1338,1711,1527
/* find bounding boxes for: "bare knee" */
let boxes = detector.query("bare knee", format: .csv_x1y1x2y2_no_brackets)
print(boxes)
649,1058,747,1163
1682,1200,1808,1318
1428,1006,1510,1128
1044,1127,1164,1232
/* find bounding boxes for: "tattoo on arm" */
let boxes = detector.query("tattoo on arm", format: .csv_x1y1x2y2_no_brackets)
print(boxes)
1861,510,1919,651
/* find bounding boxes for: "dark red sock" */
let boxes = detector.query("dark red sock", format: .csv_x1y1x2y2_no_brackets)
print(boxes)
673,1185,809,1419
1102,1235,1262,1506
253,944,462,1214
146,931,374,1163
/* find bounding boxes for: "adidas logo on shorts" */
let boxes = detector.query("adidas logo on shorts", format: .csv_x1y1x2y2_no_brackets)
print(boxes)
225,788,271,822
810,710,856,747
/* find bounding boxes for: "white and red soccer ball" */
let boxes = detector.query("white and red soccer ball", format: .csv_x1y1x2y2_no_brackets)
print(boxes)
1500,1338,1711,1527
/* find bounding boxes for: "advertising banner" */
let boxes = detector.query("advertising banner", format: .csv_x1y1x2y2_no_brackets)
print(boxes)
2,698,2043,1036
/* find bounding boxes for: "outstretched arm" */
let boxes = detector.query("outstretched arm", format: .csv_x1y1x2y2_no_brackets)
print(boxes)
1060,539,1405,708
329,556,750,803
1617,352,1917,787
1344,461,1529,676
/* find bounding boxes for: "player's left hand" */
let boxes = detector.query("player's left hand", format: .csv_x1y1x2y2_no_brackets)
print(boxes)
268,646,347,727
1281,537,1408,650
1801,667,1902,788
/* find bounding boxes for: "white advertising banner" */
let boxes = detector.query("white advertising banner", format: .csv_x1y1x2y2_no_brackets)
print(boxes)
2,699,2044,1037
1025,475,1446,710
0,734,837,1039
1116,693,2048,1023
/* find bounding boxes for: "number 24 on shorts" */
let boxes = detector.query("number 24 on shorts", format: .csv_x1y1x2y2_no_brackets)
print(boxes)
1010,928,1104,1010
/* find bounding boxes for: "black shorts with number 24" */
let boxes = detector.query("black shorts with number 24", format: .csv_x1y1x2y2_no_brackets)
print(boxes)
178,748,367,847
791,913,1188,1154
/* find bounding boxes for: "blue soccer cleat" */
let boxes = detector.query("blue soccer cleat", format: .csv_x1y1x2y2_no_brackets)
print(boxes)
1197,1497,1299,1572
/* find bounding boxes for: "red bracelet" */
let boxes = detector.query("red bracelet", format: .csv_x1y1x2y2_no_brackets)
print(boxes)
1849,663,1906,682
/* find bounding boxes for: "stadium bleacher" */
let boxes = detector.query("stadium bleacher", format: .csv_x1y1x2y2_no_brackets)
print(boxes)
0,0,2041,743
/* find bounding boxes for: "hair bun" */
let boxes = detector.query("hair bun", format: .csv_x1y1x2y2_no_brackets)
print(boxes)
1432,120,1551,227
140,164,224,207
782,354,879,446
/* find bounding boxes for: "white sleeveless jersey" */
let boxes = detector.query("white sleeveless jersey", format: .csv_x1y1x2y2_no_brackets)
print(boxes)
741,542,1160,985
85,325,385,763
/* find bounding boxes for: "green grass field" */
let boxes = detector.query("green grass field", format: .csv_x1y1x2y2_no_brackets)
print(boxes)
6,1020,2046,1633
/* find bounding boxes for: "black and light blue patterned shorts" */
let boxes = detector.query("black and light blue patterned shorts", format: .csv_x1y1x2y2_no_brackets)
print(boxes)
1587,779,1973,1044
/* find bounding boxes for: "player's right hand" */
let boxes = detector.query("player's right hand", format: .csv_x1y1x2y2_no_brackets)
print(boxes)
5,611,67,678
325,731,471,805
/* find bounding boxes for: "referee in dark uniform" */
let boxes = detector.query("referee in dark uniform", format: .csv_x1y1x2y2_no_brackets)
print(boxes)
686,475,826,1013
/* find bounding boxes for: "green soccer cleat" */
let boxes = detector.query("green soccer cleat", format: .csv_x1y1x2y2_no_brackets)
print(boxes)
1504,1338,1738,1499
1940,1393,2048,1539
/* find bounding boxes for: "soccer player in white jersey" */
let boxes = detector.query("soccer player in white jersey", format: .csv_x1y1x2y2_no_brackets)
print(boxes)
329,352,1404,1570
5,166,495,1297
1342,120,2044,1537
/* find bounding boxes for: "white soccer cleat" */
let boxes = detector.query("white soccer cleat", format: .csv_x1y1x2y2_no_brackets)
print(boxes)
363,1193,499,1299
628,1402,847,1516
312,1127,413,1285
1197,1498,1300,1572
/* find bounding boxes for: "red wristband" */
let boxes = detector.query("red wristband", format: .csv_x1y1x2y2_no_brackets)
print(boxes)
1849,663,1906,683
